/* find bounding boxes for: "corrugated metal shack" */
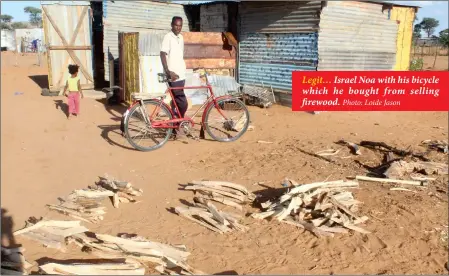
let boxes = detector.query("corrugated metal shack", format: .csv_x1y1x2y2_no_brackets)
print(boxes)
41,0,94,91
101,1,189,82
1,30,16,51
238,1,321,106
318,1,398,71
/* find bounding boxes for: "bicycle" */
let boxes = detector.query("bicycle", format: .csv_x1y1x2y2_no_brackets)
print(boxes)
120,69,251,152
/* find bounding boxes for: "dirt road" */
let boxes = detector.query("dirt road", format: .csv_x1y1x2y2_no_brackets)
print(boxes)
1,52,448,274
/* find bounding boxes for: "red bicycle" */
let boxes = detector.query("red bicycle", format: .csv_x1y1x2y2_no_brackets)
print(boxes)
121,70,251,151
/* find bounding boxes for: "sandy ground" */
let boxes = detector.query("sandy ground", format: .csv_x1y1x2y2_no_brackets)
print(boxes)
422,55,449,71
1,52,448,274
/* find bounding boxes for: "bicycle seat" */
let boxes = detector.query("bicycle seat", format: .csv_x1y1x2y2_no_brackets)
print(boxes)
132,93,166,100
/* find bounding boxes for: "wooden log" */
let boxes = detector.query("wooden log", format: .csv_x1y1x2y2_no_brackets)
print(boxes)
205,201,229,226
74,189,115,198
356,175,424,186
282,218,334,237
39,262,146,275
287,180,359,196
95,234,191,261
117,192,136,202
196,194,242,211
184,186,245,202
14,220,83,236
190,180,253,197
317,225,349,234
174,207,223,234
275,197,302,221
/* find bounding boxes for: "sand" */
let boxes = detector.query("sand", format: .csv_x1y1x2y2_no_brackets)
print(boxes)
1,51,448,274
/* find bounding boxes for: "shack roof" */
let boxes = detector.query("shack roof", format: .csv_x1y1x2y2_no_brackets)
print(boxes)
165,0,420,8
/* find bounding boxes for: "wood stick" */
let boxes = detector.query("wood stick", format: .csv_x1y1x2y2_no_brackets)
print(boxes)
184,186,245,202
356,175,425,186
175,207,223,234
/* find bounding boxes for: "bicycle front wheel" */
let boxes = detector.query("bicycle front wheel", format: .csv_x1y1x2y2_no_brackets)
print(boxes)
203,97,250,142
124,100,173,151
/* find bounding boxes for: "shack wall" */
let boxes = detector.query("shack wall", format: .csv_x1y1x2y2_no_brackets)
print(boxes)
317,1,399,71
238,1,321,107
390,6,416,70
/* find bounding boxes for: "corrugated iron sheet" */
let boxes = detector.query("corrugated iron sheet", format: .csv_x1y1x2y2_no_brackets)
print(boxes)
200,3,228,32
1,30,16,51
102,0,189,81
41,1,90,6
238,32,318,103
42,4,94,90
317,1,399,71
239,1,322,34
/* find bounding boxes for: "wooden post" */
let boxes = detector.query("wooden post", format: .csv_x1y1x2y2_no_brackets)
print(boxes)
432,46,438,69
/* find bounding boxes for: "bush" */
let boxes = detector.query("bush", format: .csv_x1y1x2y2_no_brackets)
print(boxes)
410,58,424,71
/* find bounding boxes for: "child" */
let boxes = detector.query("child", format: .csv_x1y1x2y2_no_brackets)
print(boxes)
63,64,84,119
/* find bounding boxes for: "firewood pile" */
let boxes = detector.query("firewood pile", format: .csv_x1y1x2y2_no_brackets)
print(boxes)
174,197,249,234
38,259,146,275
68,233,206,275
46,175,143,223
96,175,143,208
1,246,33,275
180,180,256,211
421,139,448,154
12,218,89,252
251,179,370,237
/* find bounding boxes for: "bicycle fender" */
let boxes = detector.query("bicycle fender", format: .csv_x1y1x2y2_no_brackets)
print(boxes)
201,95,234,124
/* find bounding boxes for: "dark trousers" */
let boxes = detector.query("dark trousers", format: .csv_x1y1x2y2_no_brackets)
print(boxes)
168,80,188,119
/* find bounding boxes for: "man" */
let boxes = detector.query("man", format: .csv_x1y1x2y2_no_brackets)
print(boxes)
160,16,188,139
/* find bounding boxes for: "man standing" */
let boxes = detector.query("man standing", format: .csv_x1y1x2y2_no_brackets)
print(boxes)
160,16,188,123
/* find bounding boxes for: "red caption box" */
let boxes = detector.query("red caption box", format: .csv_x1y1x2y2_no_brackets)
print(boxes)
291,71,449,111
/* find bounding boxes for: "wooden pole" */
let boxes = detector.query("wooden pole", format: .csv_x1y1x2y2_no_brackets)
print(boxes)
432,46,438,69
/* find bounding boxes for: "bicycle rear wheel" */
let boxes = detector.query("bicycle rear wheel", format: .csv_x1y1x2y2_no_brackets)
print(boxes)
203,97,250,142
124,100,173,151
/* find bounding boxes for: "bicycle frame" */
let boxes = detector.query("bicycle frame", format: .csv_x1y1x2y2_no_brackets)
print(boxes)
127,73,233,130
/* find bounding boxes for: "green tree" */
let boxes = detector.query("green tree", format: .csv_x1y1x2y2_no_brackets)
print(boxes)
1,14,13,23
0,22,12,30
439,29,449,48
24,6,42,27
419,17,440,38
413,24,422,40
11,22,29,29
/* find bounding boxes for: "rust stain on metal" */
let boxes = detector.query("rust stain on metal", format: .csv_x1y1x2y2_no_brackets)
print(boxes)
182,32,235,69
185,58,235,69
184,44,235,59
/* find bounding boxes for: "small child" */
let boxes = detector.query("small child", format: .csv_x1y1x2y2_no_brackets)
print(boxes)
63,64,84,119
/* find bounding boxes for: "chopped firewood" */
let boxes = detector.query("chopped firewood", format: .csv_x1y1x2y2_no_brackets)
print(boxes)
69,233,206,275
97,174,144,198
359,140,430,161
174,199,248,234
13,219,88,252
315,149,341,156
421,139,448,153
251,179,370,237
181,181,255,210
390,188,417,193
356,175,425,186
39,259,145,275
384,160,448,179
1,246,33,275
257,140,273,144
336,140,361,155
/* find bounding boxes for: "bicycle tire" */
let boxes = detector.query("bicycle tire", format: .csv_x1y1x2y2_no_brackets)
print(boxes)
203,97,250,142
124,100,173,152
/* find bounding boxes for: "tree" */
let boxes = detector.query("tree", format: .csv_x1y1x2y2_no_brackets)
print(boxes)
0,22,12,30
413,24,422,40
419,17,439,38
439,29,449,48
24,6,42,27
11,22,29,29
1,14,13,23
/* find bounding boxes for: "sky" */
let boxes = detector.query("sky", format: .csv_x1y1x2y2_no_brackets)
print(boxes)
1,0,448,35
